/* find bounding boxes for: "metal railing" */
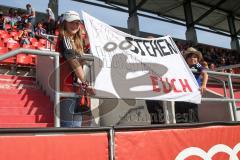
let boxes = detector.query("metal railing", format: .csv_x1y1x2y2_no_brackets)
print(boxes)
41,33,58,51
1,48,240,127
202,70,240,121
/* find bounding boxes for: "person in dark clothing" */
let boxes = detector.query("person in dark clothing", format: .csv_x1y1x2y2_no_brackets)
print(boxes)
56,10,94,127
175,47,208,123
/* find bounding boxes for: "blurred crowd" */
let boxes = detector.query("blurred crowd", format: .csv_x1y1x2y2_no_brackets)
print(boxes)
176,42,240,73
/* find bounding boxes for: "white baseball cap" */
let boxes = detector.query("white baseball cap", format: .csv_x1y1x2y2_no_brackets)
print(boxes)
63,10,80,22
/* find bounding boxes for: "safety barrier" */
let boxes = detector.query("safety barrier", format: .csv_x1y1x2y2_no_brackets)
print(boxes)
0,123,240,160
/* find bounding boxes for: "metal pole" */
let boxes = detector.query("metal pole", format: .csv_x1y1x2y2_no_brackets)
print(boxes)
170,101,176,124
54,55,60,127
227,75,238,121
109,128,115,160
163,101,169,124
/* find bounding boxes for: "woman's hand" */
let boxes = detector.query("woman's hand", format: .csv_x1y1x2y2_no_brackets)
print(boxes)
81,81,95,96
86,85,96,96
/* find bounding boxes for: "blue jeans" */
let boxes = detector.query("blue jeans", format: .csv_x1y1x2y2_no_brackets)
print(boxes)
60,98,82,127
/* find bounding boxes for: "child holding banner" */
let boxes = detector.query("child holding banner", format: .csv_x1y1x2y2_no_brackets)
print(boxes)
175,47,208,123
57,10,95,127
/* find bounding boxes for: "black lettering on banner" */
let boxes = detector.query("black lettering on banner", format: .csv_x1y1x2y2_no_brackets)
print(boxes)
105,37,179,58
134,39,146,56
125,37,139,54
157,39,170,56
169,37,179,54
143,40,156,57
150,40,162,57
156,39,165,56
164,39,177,54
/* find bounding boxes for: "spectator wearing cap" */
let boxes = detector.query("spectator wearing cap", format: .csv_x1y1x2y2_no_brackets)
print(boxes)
46,8,55,34
175,47,208,123
56,10,95,127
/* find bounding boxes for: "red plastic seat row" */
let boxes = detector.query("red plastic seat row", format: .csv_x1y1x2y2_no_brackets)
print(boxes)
0,46,36,65
0,41,4,47
0,47,16,64
0,30,8,35
16,54,36,66
0,33,11,40
0,46,8,54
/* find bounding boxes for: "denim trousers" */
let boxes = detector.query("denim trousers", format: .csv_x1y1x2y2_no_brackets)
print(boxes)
60,98,82,127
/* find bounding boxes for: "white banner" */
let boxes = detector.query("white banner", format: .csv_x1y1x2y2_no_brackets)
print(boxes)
82,12,201,104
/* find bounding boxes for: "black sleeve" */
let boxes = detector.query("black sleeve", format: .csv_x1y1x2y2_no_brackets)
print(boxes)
60,36,76,60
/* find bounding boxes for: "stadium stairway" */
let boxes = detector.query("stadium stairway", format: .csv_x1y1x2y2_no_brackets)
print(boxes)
0,74,54,128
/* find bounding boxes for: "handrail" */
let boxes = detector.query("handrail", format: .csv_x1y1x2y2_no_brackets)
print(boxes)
205,70,240,77
204,70,239,121
41,33,58,51
0,48,59,61
208,75,227,97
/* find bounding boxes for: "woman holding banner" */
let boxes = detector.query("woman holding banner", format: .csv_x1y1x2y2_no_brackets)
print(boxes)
57,10,95,127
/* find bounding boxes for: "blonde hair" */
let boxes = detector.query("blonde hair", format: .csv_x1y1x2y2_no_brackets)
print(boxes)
59,21,84,55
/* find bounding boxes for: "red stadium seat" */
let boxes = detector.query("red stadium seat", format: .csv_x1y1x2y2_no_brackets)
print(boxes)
16,54,31,65
0,47,15,64
0,41,4,47
0,30,8,35
1,33,11,40
39,39,47,46
5,24,11,30
7,41,20,51
28,54,37,65
36,43,44,50
30,37,37,43
0,47,8,54
31,41,39,49
3,38,12,44
10,31,18,38
22,44,34,49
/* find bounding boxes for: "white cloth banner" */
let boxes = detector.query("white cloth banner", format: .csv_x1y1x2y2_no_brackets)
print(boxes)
82,11,201,104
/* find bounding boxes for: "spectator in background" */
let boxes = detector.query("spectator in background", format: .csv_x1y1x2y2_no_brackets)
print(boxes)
22,22,34,37
201,60,209,69
209,63,216,71
57,10,95,127
54,14,64,36
227,68,234,74
218,57,227,72
18,29,31,46
175,47,208,123
35,21,46,39
13,10,22,30
0,12,6,30
25,4,36,27
46,8,55,34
